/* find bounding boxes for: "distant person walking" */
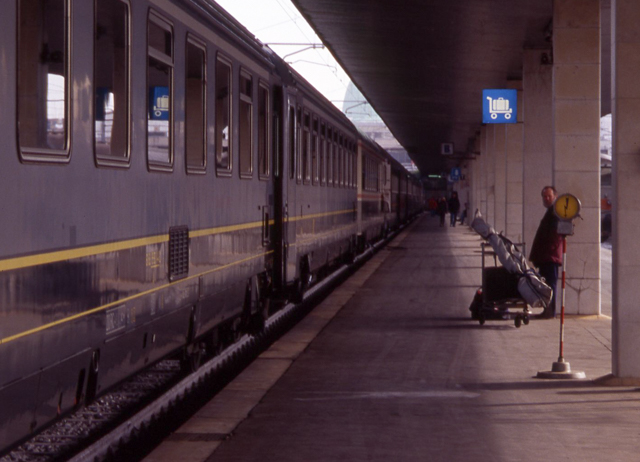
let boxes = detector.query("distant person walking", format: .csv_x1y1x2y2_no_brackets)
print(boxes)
529,186,563,319
428,197,438,217
448,192,460,227
437,196,448,227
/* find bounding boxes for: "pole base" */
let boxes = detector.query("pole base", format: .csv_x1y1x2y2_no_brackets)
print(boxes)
536,360,586,380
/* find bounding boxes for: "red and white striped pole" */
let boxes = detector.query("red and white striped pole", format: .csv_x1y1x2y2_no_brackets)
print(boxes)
558,235,567,363
537,231,585,379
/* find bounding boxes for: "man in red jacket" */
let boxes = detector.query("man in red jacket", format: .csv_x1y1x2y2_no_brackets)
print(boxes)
529,186,563,318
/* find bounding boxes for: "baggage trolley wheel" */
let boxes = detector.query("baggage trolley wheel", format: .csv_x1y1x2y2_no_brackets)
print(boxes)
523,315,530,326
514,315,522,328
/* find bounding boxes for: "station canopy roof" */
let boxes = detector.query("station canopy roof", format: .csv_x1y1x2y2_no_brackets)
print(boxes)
291,0,611,176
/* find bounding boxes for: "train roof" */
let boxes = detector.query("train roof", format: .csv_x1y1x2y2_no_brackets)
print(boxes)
185,0,275,66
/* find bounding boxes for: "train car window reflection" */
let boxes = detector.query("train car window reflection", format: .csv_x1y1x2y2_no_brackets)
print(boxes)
338,138,342,187
340,136,349,188
239,71,253,177
215,56,232,174
334,133,339,187
18,0,69,160
185,37,206,172
302,111,310,183
288,106,295,180
351,143,356,188
345,146,349,188
319,123,325,185
147,14,173,169
326,127,333,185
95,0,129,165
353,143,358,189
311,117,318,185
258,83,269,179
296,107,302,182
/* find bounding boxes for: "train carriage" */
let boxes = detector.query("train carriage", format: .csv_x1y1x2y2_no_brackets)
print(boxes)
2,0,280,450
357,132,391,251
0,0,422,454
276,73,360,299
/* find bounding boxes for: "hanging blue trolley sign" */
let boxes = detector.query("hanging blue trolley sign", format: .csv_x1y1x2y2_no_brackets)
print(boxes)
482,89,517,124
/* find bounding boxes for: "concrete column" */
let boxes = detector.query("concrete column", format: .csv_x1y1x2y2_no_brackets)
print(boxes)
494,124,507,234
469,158,477,219
612,0,640,378
506,81,524,243
553,0,600,315
470,134,482,219
522,48,553,255
485,126,496,224
479,127,488,217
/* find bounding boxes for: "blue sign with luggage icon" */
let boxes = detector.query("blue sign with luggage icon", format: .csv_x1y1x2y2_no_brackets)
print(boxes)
149,86,170,121
483,89,517,124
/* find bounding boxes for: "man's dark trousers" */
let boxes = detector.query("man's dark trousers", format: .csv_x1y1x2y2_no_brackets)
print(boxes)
538,262,560,318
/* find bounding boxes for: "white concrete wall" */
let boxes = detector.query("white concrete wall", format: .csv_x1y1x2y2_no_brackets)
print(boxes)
523,49,554,251
553,0,601,315
612,0,640,378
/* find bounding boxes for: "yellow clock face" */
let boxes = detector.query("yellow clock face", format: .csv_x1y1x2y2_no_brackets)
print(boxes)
554,194,581,220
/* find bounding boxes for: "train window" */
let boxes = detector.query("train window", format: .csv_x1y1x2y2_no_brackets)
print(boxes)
258,82,269,179
350,147,354,188
311,117,318,185
147,13,173,170
348,142,353,188
302,110,310,183
345,145,350,188
319,123,325,185
215,55,232,175
288,106,295,180
347,141,353,188
340,135,344,187
333,131,340,187
95,0,130,166
326,127,332,185
338,134,344,187
239,70,253,177
296,107,302,182
344,138,348,187
18,0,69,161
353,146,358,189
345,140,350,187
351,143,356,188
185,37,206,173
362,157,367,191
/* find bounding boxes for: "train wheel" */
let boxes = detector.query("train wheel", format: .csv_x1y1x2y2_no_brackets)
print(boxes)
248,297,269,335
180,343,204,373
206,328,223,357
85,349,100,403
292,257,311,303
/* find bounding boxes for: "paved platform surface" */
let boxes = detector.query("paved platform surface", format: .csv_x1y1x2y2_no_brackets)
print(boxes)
145,214,631,462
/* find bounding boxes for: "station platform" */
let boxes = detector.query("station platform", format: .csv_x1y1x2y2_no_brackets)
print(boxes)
144,214,633,462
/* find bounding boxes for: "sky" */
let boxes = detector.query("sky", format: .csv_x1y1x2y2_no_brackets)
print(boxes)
214,0,352,109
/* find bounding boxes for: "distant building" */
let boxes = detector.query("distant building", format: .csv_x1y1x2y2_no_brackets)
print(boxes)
600,113,611,168
342,82,418,173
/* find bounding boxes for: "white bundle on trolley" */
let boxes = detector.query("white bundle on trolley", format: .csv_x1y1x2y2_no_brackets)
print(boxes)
471,215,552,309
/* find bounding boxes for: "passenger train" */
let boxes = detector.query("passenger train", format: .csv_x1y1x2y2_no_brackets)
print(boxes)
0,0,424,453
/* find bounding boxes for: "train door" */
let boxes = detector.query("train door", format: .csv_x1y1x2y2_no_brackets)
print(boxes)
284,96,299,291
273,85,298,296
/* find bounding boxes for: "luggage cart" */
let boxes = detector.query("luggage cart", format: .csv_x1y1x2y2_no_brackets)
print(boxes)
486,96,513,120
469,241,539,328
